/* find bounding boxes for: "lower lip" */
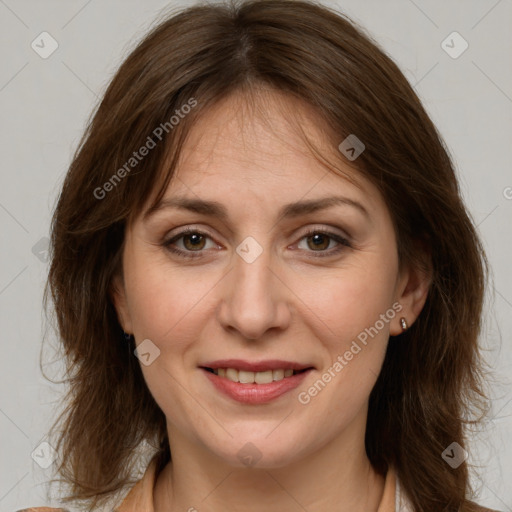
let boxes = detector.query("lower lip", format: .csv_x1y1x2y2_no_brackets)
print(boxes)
202,368,312,404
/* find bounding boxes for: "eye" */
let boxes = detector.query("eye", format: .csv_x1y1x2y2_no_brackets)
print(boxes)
162,227,351,259
295,228,351,257
162,228,218,259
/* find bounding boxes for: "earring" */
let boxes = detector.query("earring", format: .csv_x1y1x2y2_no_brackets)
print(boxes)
123,331,133,341
400,317,408,332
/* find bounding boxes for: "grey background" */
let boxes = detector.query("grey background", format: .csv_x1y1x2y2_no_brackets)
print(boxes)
0,0,511,510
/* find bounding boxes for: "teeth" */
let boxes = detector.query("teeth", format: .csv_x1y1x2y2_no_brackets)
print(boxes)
226,368,238,382
239,370,254,384
255,370,273,384
273,369,284,381
212,368,302,384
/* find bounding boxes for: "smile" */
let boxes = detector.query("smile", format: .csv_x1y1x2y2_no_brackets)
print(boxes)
200,360,314,404
204,367,306,383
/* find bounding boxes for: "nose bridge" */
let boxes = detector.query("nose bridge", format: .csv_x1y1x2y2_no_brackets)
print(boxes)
218,235,289,340
235,238,274,299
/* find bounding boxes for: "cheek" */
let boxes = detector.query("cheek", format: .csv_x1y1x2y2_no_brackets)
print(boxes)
125,256,219,351
124,259,216,422
292,250,397,409
294,253,398,346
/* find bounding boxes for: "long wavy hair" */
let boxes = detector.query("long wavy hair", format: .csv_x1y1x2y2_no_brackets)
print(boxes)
43,0,491,510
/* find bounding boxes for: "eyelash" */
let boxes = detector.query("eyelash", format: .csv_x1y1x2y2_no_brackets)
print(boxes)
162,227,351,260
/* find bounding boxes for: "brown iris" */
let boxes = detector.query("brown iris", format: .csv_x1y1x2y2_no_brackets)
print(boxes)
182,233,206,251
306,233,330,251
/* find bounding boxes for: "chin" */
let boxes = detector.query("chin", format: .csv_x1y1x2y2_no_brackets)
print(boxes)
203,429,314,469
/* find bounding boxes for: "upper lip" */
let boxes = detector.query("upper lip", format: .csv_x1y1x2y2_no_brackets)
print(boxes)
200,359,314,372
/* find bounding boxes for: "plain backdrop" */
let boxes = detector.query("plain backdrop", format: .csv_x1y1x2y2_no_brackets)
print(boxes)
0,0,511,510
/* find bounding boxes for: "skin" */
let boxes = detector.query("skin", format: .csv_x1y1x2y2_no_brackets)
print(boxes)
111,88,431,511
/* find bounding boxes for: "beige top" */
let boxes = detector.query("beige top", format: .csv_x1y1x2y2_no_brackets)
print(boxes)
114,456,404,512
18,456,499,512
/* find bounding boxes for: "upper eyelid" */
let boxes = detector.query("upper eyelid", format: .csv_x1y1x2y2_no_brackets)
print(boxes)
166,224,349,241
165,225,350,249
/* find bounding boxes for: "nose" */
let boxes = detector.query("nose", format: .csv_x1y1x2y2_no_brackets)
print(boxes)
216,242,291,341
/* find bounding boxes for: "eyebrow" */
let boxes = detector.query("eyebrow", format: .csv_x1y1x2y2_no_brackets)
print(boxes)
143,195,370,223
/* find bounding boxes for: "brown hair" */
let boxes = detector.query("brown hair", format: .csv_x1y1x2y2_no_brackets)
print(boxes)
44,0,491,510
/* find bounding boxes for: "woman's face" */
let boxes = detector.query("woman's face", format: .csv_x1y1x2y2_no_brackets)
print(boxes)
112,90,426,468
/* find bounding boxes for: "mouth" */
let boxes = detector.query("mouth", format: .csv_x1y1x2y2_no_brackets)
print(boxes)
201,367,309,384
199,359,314,404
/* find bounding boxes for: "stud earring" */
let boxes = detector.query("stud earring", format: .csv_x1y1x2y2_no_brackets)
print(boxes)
123,331,133,341
399,317,408,332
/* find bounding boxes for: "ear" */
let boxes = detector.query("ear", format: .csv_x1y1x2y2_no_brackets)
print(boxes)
390,239,432,336
109,272,133,334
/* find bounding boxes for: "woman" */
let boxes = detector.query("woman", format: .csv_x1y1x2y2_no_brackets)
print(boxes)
21,0,500,511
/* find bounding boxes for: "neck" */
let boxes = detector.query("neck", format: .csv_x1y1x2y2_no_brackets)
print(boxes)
153,412,385,511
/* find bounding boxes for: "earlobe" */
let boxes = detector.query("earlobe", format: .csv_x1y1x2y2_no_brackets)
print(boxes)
109,273,133,334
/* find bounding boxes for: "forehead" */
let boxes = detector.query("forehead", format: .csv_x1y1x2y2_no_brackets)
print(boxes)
178,89,344,184
143,88,388,223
